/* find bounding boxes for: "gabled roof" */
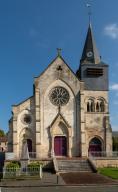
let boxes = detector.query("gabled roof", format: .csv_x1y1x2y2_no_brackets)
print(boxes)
80,23,101,64
34,55,80,82
12,96,33,107
49,112,70,128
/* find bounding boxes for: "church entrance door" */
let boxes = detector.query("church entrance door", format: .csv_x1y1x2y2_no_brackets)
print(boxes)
88,137,102,157
54,136,67,156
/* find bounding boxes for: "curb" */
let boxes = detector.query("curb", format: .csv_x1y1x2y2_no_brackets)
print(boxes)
0,183,118,188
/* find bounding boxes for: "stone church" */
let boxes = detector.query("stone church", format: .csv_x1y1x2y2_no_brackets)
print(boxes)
8,24,112,159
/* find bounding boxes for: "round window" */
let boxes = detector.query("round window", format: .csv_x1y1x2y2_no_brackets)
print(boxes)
22,114,32,125
49,86,69,106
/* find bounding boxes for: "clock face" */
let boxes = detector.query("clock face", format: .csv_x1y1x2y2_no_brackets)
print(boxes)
87,51,93,58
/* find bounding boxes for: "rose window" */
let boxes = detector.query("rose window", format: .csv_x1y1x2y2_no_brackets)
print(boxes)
49,86,69,106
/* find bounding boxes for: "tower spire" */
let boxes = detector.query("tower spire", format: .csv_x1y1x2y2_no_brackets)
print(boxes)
80,23,101,64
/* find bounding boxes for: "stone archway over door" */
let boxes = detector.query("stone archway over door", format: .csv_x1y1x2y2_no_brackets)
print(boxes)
88,137,102,156
54,136,67,156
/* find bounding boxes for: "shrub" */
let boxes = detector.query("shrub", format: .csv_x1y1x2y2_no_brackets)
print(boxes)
4,161,21,178
27,162,43,176
6,161,21,170
27,161,43,169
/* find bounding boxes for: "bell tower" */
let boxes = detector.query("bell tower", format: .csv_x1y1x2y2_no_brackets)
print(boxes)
77,23,112,157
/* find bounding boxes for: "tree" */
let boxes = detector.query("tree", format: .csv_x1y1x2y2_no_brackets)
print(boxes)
113,137,118,151
0,129,5,137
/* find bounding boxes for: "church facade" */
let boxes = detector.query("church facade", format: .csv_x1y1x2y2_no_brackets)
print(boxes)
8,24,112,159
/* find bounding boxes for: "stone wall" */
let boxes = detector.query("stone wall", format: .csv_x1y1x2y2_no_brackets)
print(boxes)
34,56,82,157
10,96,36,158
92,158,118,168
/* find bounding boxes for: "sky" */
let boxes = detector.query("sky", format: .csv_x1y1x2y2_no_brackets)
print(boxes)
0,0,118,132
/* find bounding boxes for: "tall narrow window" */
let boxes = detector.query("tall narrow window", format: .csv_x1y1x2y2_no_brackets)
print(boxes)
96,102,99,112
87,102,90,112
100,101,105,112
91,101,95,112
87,99,95,112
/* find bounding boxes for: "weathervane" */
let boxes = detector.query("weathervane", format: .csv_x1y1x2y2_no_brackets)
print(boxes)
86,2,92,23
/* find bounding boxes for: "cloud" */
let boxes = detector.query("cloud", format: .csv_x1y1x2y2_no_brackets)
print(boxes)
110,83,118,90
104,23,118,39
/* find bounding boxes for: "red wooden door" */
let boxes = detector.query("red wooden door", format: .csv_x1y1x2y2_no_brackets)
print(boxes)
89,144,102,156
54,136,67,156
88,138,102,156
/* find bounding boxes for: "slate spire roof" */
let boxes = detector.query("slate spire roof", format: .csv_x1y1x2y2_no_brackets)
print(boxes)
80,23,101,64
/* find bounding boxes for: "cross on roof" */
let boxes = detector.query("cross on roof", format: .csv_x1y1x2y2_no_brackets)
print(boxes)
57,48,62,56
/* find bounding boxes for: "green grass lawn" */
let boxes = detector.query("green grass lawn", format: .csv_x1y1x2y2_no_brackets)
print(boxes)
98,168,118,179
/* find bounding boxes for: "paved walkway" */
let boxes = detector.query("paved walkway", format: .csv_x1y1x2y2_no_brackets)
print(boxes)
0,172,118,187
0,172,65,187
61,172,118,185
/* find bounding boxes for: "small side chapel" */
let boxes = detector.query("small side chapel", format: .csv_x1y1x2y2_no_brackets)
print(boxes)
8,23,112,159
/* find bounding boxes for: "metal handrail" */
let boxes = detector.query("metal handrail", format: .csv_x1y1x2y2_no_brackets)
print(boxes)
3,165,43,179
88,151,118,159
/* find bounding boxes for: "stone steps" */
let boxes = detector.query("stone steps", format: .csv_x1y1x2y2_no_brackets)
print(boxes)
57,159,93,172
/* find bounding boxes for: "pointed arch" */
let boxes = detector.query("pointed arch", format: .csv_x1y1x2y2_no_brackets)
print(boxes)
19,127,34,157
49,113,72,157
88,136,103,157
49,113,71,136
44,78,75,99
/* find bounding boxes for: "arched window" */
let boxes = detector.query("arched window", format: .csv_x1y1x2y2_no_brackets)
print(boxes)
87,99,95,112
87,102,90,112
91,101,95,112
96,98,105,112
90,137,102,145
100,100,105,112
96,102,99,112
